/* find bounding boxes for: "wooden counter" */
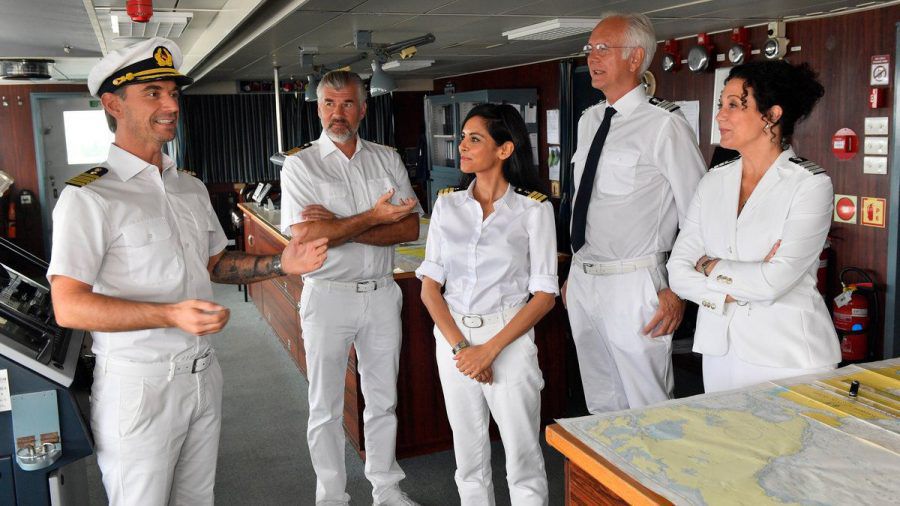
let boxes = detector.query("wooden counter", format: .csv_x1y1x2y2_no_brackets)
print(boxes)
239,203,569,459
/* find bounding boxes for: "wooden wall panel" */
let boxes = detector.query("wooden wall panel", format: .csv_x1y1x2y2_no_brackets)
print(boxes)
648,5,898,357
0,84,86,258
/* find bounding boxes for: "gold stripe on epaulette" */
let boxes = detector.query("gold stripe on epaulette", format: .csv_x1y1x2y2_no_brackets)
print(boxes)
65,167,108,187
438,186,460,196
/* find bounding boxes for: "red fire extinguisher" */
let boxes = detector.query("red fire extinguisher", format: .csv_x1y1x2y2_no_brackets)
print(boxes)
832,267,876,362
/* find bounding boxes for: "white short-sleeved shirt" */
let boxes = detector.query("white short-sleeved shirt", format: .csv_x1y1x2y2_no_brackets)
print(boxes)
47,144,228,362
280,131,423,282
415,182,559,315
571,85,706,262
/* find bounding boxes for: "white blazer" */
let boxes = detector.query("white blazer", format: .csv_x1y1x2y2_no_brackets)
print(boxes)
667,149,841,369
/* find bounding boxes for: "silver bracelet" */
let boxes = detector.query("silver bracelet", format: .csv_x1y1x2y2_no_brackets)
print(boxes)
451,340,469,354
271,254,285,276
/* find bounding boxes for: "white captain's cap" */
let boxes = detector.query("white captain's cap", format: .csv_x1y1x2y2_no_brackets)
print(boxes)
87,37,193,97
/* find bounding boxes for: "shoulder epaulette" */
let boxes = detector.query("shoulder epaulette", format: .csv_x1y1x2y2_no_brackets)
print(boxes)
438,186,464,197
178,168,198,177
789,156,826,175
515,187,548,202
710,156,741,170
581,100,606,116
649,96,680,113
285,142,314,156
66,166,108,187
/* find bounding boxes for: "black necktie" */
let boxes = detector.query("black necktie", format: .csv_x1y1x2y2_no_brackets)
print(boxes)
571,106,616,253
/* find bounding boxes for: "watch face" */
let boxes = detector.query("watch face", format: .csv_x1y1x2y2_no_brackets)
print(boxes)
662,53,676,72
687,46,709,73
764,38,780,59
728,45,745,64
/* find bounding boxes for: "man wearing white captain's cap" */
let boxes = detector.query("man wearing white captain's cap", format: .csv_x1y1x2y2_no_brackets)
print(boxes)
48,37,327,505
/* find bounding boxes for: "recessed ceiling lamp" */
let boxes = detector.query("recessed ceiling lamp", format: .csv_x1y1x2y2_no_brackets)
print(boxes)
109,11,194,39
502,18,599,41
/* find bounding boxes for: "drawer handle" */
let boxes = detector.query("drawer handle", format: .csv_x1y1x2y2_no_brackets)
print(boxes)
247,234,254,247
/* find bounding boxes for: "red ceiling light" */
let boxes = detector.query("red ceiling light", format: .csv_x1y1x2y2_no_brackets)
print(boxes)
126,0,153,23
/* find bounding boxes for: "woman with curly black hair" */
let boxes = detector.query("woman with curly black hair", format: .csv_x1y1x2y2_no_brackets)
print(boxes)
415,103,556,504
667,60,840,392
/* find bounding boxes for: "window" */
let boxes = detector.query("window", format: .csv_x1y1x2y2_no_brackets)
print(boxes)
63,110,114,165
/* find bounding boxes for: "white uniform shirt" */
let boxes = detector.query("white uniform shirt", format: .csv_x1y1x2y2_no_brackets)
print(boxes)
667,149,841,368
47,144,229,362
415,182,559,315
280,131,422,282
571,85,706,262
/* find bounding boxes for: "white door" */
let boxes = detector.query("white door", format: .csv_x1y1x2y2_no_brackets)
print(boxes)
33,93,114,256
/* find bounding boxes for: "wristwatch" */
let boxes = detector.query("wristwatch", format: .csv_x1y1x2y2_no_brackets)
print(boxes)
272,254,286,276
451,339,469,354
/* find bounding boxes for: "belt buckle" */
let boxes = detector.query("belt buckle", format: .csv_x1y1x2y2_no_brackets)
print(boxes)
191,353,211,373
582,263,594,274
461,315,483,328
356,280,376,292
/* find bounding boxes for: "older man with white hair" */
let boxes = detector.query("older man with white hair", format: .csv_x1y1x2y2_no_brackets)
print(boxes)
280,70,422,506
562,13,706,413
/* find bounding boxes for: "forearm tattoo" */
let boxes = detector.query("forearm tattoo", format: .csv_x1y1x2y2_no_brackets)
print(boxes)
210,251,280,284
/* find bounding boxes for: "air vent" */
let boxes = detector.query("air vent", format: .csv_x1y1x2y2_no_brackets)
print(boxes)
109,11,194,39
0,59,54,80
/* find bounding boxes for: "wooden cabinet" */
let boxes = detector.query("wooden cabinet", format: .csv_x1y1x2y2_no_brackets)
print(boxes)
239,203,569,459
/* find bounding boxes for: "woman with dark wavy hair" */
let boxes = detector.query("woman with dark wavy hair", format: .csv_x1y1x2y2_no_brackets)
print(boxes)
667,60,840,392
415,103,556,505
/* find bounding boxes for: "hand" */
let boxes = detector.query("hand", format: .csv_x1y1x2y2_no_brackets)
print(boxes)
282,237,328,275
167,299,230,336
474,366,494,385
369,189,418,224
454,343,499,380
642,288,684,337
302,204,336,222
695,255,719,276
561,279,568,309
764,240,781,262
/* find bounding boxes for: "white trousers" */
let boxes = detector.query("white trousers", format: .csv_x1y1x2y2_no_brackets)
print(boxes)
300,280,406,505
567,264,673,413
435,311,548,506
703,346,837,393
91,355,223,506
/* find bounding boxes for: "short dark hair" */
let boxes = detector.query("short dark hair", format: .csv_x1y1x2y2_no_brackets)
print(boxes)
725,60,825,149
459,103,545,194
103,87,129,133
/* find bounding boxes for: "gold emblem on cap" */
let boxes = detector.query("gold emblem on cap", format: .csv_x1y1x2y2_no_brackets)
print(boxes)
154,47,174,67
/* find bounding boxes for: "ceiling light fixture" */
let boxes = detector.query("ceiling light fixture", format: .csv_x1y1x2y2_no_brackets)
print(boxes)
502,18,599,41
382,59,435,72
369,60,396,97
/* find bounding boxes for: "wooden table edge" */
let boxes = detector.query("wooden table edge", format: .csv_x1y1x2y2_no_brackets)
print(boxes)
545,423,673,506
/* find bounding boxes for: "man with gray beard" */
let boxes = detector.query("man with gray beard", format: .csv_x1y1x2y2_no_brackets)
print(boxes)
280,71,422,506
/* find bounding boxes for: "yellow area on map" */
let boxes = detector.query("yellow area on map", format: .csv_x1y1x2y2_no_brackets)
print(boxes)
780,384,893,420
588,407,808,505
396,246,425,259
